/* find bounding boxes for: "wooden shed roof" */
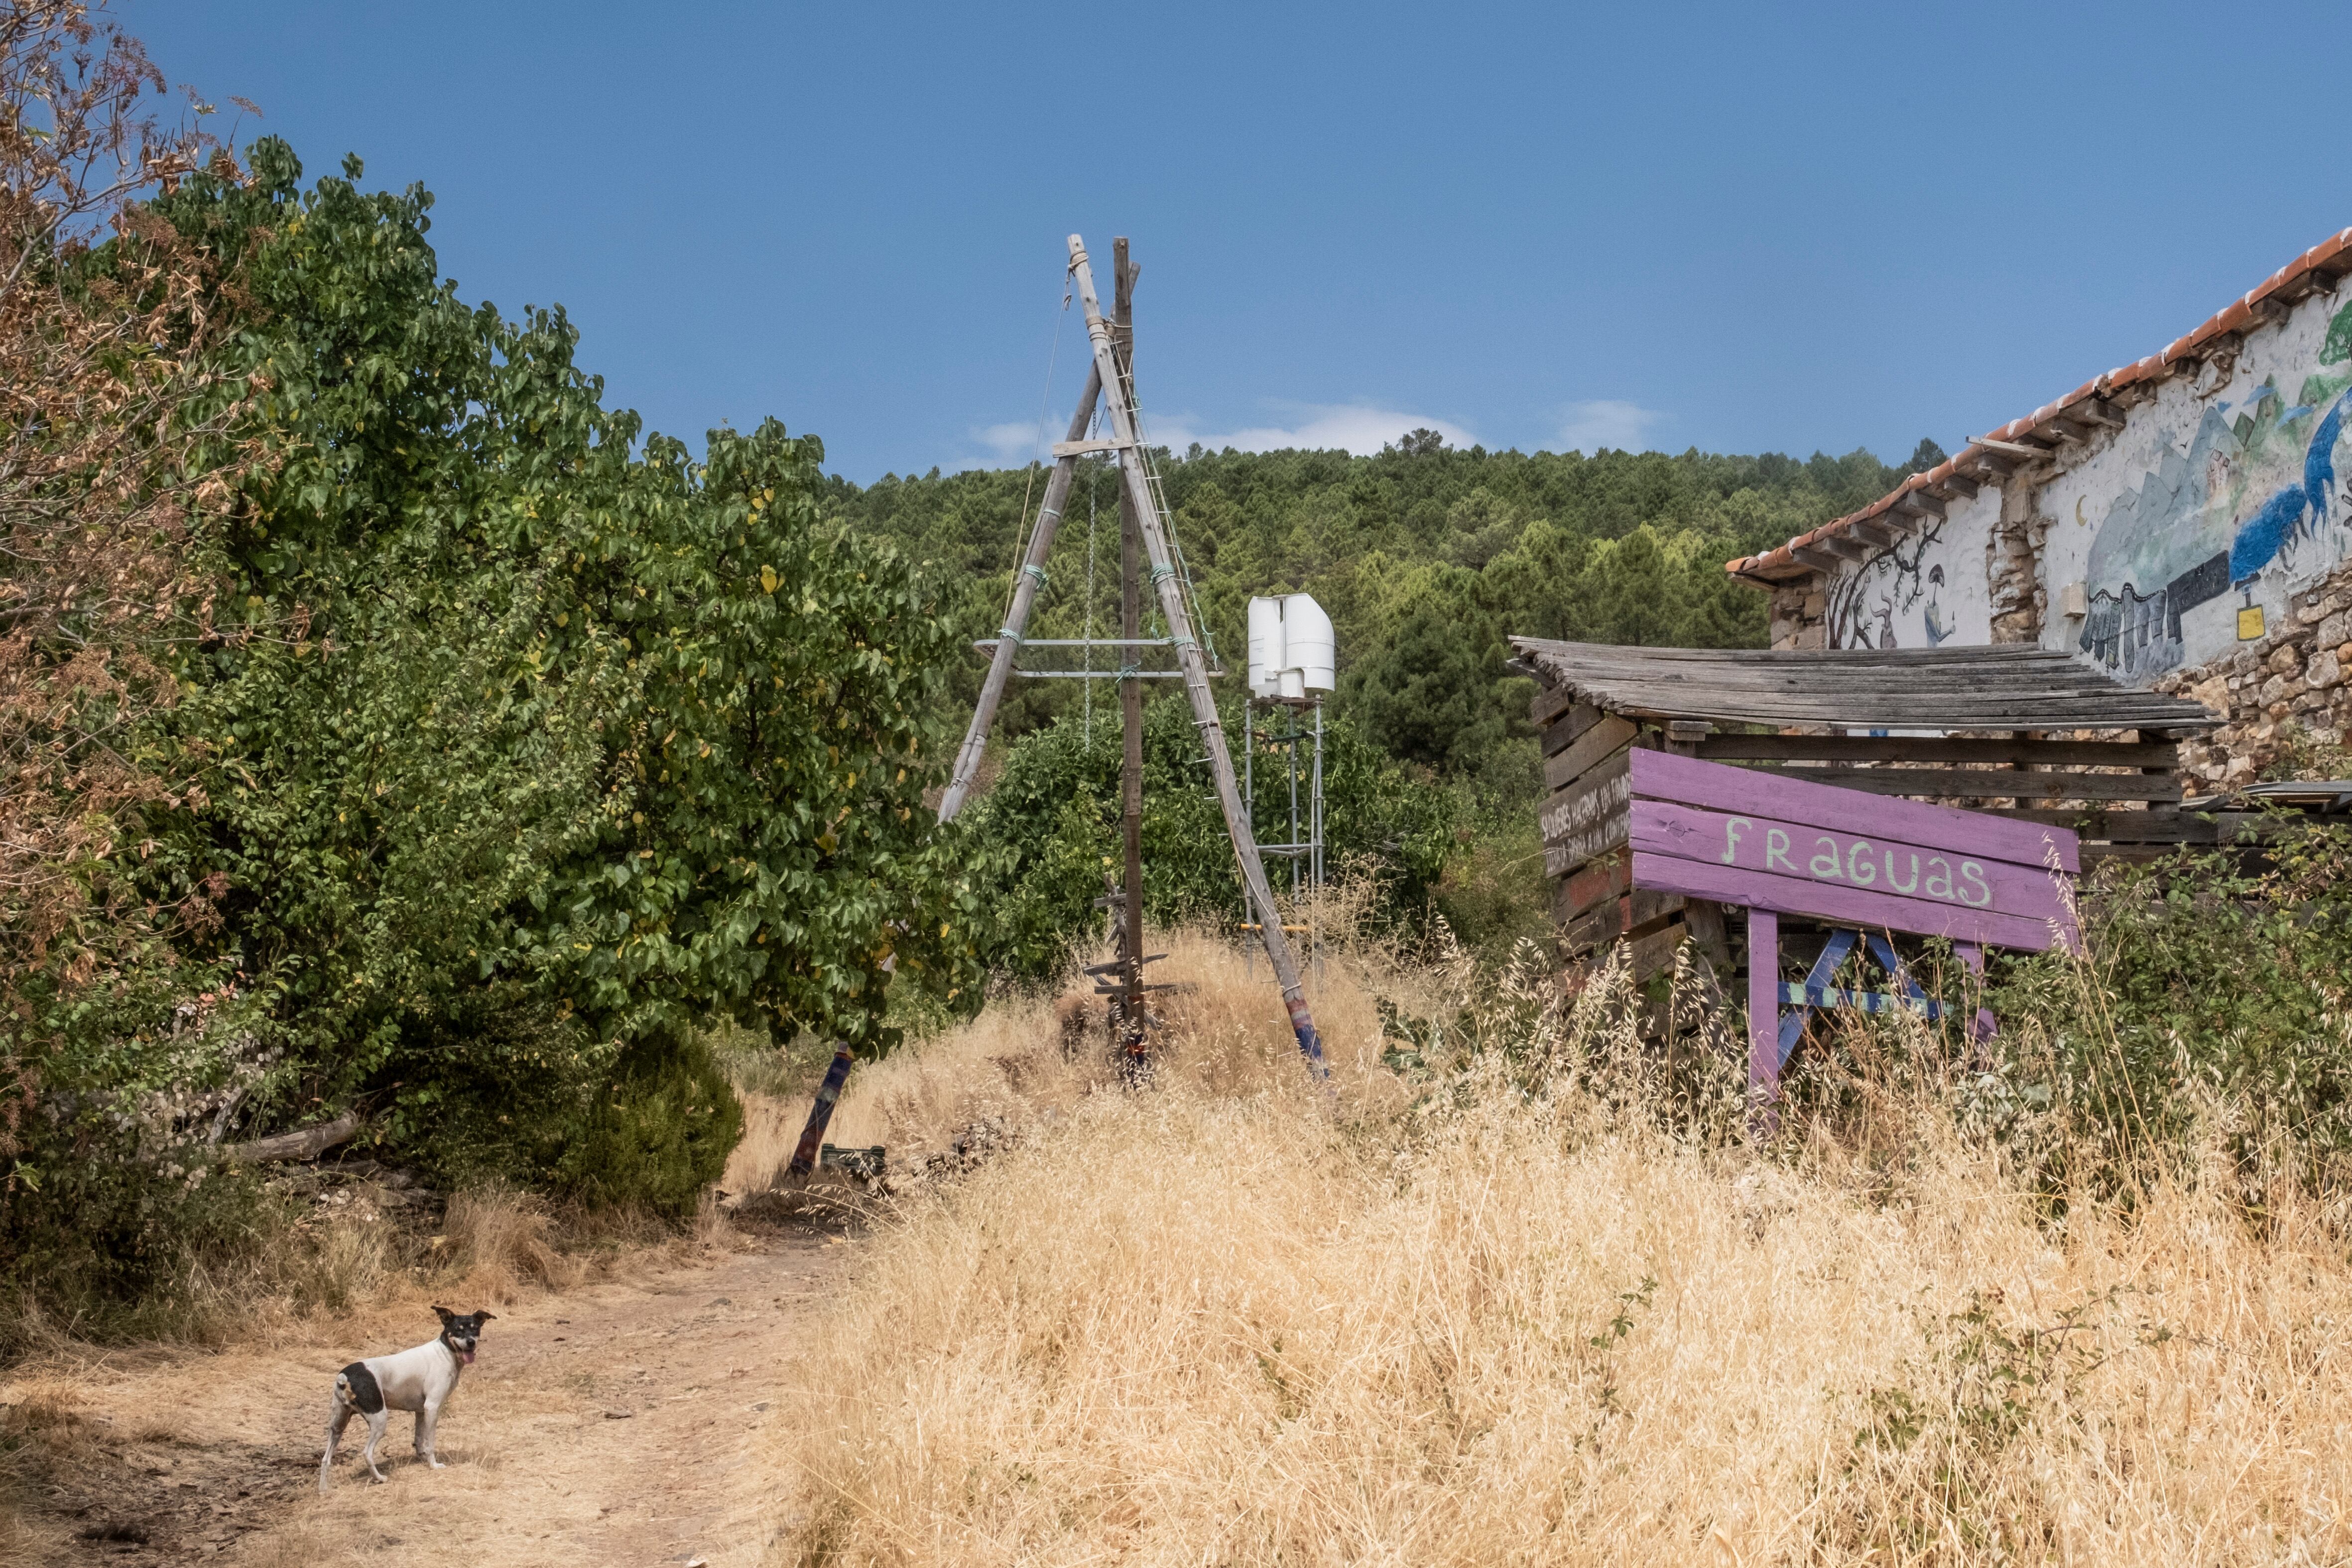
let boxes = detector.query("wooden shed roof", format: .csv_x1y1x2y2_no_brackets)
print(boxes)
1506,639,2221,733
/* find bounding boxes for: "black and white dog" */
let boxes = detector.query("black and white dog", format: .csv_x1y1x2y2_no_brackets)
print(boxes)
318,1306,494,1490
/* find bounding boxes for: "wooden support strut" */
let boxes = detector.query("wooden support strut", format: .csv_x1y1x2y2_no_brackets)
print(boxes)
1066,236,1326,1068
936,361,1105,822
1114,236,1148,1061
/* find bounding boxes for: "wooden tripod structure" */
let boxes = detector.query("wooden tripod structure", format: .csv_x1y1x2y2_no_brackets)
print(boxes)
937,234,1327,1068
785,234,1322,1180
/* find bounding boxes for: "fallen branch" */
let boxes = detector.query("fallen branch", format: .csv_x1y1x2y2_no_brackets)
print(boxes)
219,1111,361,1165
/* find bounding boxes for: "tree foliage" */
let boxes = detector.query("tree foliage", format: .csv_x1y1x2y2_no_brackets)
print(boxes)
3,124,978,1283
956,694,1452,982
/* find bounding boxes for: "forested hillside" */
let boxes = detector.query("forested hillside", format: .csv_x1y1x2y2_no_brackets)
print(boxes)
825,433,1940,966
826,434,1939,778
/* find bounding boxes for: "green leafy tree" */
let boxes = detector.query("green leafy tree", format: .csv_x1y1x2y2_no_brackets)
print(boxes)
9,137,978,1270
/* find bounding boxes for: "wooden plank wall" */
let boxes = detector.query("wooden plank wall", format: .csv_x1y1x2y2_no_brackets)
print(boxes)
1534,686,2208,985
1540,700,1732,982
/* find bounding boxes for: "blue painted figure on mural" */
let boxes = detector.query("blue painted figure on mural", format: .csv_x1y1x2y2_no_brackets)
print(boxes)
2081,353,2352,679
2226,388,2345,582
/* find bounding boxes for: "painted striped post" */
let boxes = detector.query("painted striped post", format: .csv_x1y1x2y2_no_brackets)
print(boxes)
787,1048,854,1178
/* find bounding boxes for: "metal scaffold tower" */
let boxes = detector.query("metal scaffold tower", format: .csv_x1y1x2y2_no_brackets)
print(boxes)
936,234,1327,1070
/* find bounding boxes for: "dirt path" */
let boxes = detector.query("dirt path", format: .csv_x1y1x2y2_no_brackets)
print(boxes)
3,1223,853,1568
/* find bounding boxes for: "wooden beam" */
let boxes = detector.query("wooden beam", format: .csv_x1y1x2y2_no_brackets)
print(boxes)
1542,715,1639,793
1849,517,1898,549
1968,452,2018,479
1938,473,1981,499
2252,296,2293,328
1530,682,1586,728
1788,544,1844,573
939,364,1105,820
2071,397,2125,429
1894,490,1946,520
1693,733,2178,768
220,1111,362,1166
1114,234,1147,1057
1976,436,2050,460
1766,765,2183,803
1747,908,1780,1131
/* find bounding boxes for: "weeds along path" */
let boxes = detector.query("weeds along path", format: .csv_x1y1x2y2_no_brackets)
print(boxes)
3,1220,857,1568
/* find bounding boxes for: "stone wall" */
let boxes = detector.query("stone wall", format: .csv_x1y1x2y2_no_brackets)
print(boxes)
2156,556,2352,788
1769,580,1825,651
1986,478,2048,645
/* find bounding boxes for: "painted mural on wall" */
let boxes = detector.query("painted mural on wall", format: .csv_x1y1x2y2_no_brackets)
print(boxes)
1824,490,1994,651
2064,297,2352,680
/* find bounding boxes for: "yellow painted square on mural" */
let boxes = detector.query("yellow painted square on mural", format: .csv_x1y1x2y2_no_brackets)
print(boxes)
2238,605,2267,641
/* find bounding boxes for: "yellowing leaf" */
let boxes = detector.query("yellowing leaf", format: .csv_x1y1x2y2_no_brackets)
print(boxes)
759,565,778,594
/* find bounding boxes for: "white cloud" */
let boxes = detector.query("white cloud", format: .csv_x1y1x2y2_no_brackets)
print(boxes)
954,402,1478,472
971,421,1047,464
1555,399,1664,454
1147,403,1478,457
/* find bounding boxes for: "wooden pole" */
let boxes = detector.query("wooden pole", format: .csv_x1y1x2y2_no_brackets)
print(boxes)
1066,235,1326,1068
1114,237,1147,1060
1746,907,1779,1136
788,1048,854,1177
937,362,1105,822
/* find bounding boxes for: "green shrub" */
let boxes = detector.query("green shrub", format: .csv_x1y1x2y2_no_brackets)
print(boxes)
1981,825,2352,1190
1758,824,2352,1195
556,1029,744,1216
0,1127,271,1344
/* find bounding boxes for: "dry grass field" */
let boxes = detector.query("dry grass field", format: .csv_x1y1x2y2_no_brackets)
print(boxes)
759,928,2352,1566
4,920,2349,1565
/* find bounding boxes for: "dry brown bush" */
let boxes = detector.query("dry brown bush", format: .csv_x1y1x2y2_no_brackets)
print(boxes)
0,0,261,1147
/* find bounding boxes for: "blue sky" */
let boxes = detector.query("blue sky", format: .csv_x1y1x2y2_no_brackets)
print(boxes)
125,1,2352,483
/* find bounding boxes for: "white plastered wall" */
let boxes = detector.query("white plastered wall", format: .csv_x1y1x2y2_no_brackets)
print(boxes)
1820,487,1997,651
1819,277,2352,684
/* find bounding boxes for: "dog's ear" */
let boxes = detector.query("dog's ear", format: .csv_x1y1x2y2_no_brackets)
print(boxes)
475,1312,496,1323
432,1304,455,1324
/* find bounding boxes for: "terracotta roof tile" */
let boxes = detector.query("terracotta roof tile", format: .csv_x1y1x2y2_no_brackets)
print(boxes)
1730,225,2352,583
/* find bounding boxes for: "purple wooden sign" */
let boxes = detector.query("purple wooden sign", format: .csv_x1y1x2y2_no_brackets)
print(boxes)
1622,748,2081,1117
